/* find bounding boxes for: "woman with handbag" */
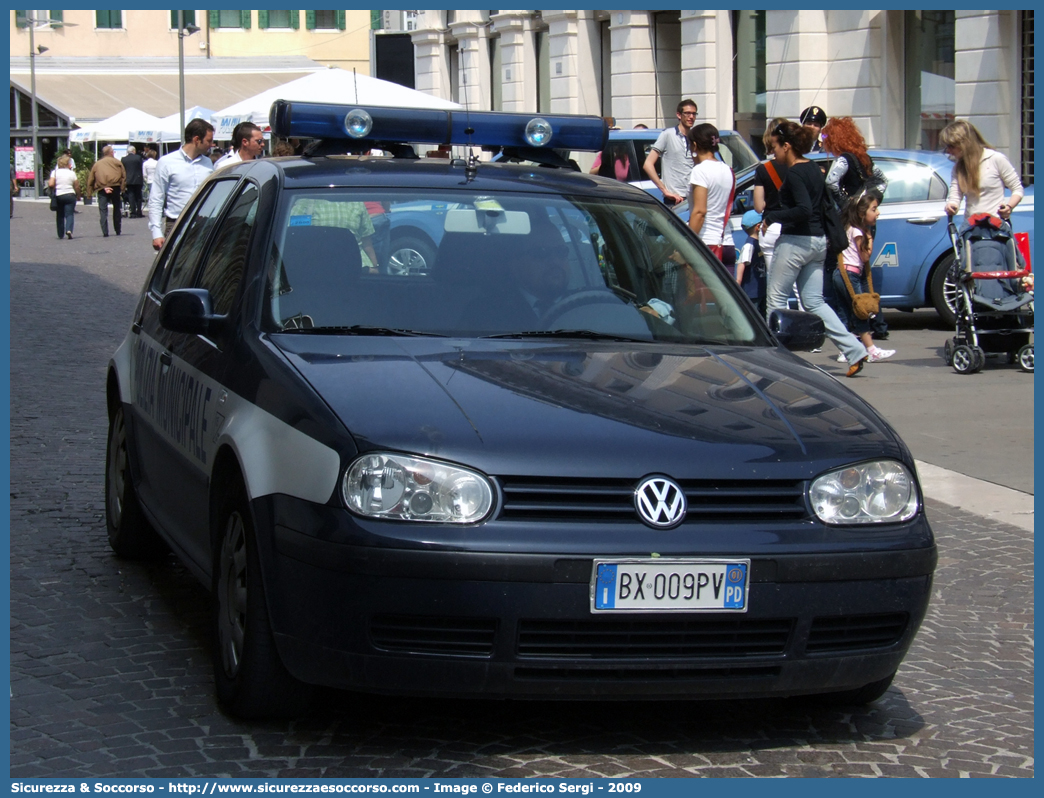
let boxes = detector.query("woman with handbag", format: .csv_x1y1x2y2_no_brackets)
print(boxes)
47,154,80,240
752,116,789,271
687,123,736,273
762,121,869,376
832,193,896,363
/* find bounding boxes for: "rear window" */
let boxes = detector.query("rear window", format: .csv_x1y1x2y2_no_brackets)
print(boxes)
263,188,770,347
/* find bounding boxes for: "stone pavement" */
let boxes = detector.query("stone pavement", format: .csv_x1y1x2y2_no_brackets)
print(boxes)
7,200,1035,777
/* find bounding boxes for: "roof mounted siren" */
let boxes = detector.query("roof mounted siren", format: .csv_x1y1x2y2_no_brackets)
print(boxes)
268,100,608,166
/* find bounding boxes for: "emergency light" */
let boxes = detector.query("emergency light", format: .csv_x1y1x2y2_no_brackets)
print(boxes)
269,100,608,153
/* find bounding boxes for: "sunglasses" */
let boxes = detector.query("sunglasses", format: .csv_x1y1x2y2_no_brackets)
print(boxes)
772,124,787,139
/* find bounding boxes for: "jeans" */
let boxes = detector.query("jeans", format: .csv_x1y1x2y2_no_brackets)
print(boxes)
97,188,122,236
370,211,390,272
54,192,76,238
766,234,868,364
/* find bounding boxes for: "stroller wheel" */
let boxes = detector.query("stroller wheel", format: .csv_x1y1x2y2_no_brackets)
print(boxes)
971,346,987,372
1017,344,1033,373
943,339,955,366
951,344,980,374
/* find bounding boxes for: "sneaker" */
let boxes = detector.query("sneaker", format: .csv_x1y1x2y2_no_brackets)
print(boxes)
835,353,847,363
868,348,895,363
66,231,72,240
846,356,868,378
811,347,822,354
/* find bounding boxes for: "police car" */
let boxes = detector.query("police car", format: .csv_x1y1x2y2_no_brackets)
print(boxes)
106,102,936,718
717,149,1034,326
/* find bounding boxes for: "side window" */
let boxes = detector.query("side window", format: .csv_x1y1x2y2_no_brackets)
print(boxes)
156,180,239,294
196,182,260,316
875,159,937,205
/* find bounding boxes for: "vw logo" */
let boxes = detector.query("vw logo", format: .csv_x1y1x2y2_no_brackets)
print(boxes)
634,476,687,529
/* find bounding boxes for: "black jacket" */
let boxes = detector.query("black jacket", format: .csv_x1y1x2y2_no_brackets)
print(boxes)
121,153,144,186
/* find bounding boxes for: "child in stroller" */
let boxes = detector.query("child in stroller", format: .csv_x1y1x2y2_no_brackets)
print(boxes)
944,213,1033,373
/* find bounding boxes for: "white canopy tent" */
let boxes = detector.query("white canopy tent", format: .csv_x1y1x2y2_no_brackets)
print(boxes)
69,107,165,143
141,106,218,144
211,68,460,138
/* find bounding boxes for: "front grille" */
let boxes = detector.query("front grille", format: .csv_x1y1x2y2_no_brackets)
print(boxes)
517,618,792,659
514,665,781,681
369,615,497,657
497,476,807,523
806,613,908,653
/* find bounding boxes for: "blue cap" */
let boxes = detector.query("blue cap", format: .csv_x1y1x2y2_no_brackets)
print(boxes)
741,210,763,229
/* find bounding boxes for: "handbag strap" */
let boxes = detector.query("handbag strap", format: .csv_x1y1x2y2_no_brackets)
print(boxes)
764,159,783,190
719,168,737,247
837,250,875,300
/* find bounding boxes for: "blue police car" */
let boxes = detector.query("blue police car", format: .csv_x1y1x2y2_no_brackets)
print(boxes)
106,103,936,717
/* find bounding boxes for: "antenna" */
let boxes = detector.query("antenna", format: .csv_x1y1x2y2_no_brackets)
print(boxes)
353,67,358,105
808,49,842,108
460,44,477,181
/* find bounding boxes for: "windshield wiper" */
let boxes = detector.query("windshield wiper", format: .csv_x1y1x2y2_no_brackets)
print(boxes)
280,325,447,337
483,329,651,342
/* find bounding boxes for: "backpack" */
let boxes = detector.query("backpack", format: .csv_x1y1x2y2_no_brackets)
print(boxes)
840,153,887,203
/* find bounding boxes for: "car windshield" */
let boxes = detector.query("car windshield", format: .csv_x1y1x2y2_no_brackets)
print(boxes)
262,188,770,346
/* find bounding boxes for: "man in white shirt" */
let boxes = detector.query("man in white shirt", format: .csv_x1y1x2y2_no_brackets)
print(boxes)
643,99,698,208
214,122,265,170
149,118,215,251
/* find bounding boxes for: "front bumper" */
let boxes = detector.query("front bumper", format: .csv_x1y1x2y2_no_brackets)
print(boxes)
256,496,936,699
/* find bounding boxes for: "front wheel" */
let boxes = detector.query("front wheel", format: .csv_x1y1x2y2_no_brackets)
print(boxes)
212,478,313,718
951,344,979,374
105,405,166,559
387,233,436,276
929,254,959,328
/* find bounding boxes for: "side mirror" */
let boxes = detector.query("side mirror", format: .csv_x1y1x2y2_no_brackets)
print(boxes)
769,309,825,352
160,288,219,336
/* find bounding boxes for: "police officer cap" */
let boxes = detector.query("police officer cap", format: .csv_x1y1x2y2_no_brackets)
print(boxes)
799,106,827,127
741,210,763,230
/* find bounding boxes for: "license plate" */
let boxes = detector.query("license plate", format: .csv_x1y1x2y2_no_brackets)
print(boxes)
590,559,749,612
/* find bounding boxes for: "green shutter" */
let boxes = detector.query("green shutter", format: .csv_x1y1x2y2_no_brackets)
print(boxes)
49,10,62,25
336,10,345,30
208,9,219,28
370,10,380,30
291,10,299,30
306,10,315,30
240,9,251,29
15,10,28,28
258,9,268,29
171,10,178,29
114,11,122,28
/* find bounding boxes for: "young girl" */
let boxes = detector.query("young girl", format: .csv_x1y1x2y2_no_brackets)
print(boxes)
832,193,896,363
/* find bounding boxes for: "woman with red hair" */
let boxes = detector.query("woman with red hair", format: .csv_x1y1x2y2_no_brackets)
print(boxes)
821,117,887,206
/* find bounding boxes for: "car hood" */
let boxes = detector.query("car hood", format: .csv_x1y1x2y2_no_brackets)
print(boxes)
272,336,903,480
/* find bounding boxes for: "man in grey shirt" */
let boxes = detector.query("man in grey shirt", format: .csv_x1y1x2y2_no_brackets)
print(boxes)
643,99,698,208
149,118,215,251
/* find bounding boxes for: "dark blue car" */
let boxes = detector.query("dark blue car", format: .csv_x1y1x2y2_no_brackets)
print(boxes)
106,103,935,717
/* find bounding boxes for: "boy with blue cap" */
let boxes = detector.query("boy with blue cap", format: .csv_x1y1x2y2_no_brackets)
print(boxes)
735,210,767,315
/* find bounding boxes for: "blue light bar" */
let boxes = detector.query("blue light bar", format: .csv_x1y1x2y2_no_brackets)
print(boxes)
269,100,608,152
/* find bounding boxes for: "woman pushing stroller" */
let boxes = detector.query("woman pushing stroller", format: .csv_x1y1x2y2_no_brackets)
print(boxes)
941,119,1023,222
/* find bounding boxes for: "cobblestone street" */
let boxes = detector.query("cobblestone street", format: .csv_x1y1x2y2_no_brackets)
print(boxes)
8,201,1034,777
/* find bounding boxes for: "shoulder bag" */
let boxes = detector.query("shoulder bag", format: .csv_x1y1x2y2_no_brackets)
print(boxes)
836,254,880,320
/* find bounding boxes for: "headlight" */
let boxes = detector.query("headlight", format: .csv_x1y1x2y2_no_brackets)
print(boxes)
810,461,919,525
343,453,494,523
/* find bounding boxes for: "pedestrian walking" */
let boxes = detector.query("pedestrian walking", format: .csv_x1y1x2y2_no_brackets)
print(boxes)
142,148,158,204
752,116,790,271
47,154,80,240
148,118,215,251
941,119,1023,221
86,145,126,237
214,121,265,170
687,123,736,271
762,120,869,376
643,99,698,208
589,141,632,181
832,192,895,364
121,145,145,218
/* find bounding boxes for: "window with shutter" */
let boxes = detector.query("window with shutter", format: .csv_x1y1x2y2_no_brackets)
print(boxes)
336,10,345,30
170,10,196,29
16,10,28,27
95,10,122,29
240,9,251,28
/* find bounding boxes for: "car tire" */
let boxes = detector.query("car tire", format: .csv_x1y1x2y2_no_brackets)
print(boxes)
105,405,167,559
212,477,314,718
387,233,436,276
1017,343,1034,373
812,671,896,706
929,254,959,328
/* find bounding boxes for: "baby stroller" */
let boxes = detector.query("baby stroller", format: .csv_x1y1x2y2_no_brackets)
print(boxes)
943,213,1033,374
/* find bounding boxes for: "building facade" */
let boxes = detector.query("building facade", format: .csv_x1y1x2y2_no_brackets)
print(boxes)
411,9,1034,182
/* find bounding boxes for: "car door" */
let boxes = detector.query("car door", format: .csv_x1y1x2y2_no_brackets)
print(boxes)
864,157,950,305
128,177,241,567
